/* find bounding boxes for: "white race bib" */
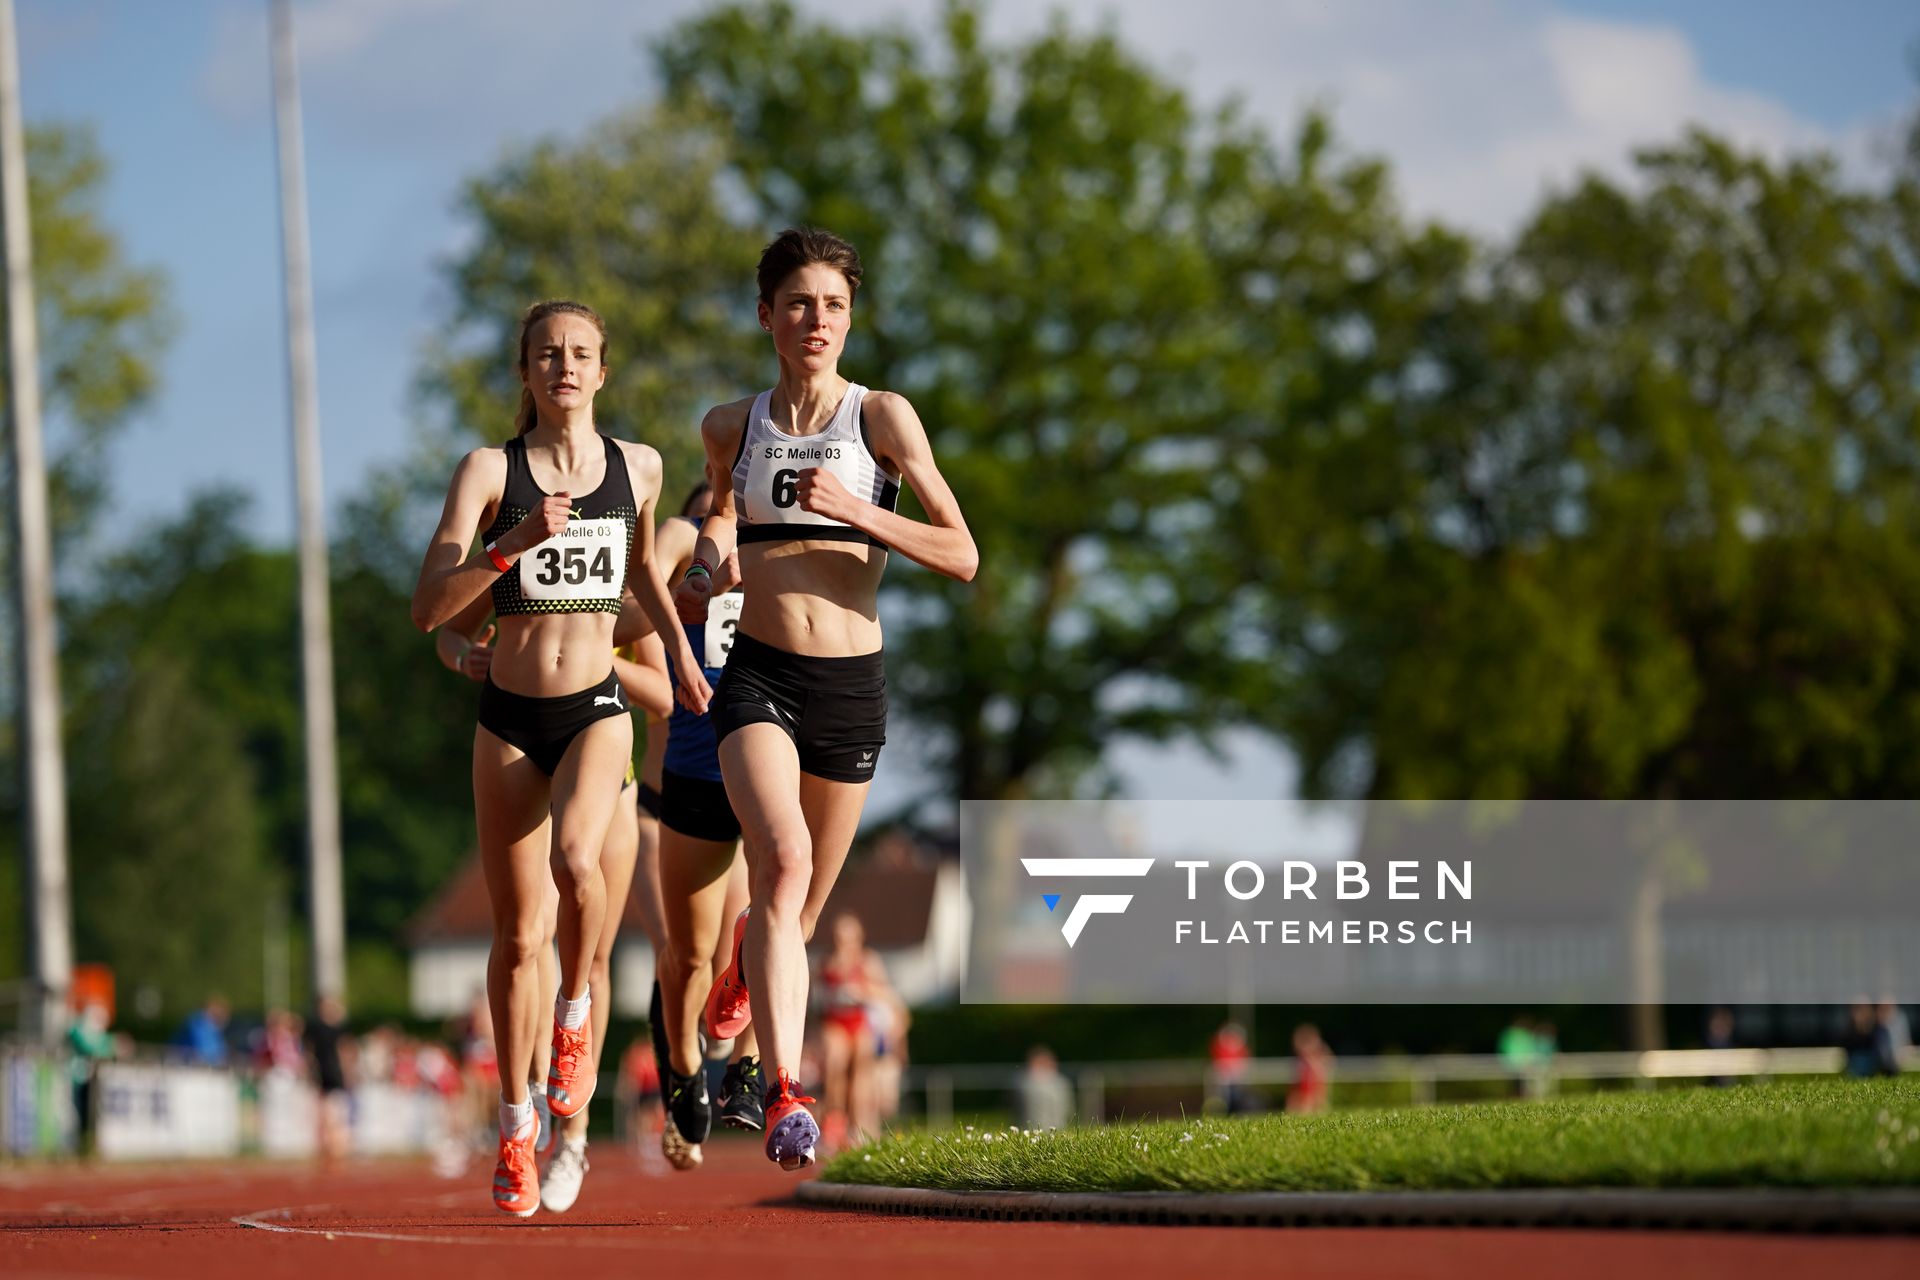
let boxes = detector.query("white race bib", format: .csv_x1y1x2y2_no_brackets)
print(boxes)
703,591,744,669
741,439,855,528
518,518,625,601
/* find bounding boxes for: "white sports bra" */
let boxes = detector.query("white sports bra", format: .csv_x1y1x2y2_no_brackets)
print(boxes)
729,383,900,546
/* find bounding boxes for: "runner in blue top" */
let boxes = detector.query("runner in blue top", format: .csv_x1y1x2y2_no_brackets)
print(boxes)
653,488,762,1168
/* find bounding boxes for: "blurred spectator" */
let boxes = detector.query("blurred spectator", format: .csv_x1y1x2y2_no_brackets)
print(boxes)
868,962,910,1129
816,913,882,1148
1017,1045,1073,1131
413,1038,468,1179
1286,1024,1333,1115
359,1024,398,1084
173,995,231,1067
305,994,352,1166
256,1009,306,1076
1498,1016,1539,1070
456,988,499,1151
1210,1021,1255,1114
1499,1015,1554,1097
66,998,116,1152
1873,1001,1910,1077
1844,1000,1880,1078
1704,1006,1737,1087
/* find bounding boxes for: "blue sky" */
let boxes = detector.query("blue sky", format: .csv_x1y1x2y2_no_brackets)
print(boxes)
16,0,1919,811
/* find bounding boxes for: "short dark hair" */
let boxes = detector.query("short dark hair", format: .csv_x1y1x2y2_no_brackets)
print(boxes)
756,227,862,304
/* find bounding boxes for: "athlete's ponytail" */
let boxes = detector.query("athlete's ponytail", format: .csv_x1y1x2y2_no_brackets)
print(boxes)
513,299,607,438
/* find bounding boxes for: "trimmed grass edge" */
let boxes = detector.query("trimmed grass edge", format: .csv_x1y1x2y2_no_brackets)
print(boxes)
793,1180,1920,1234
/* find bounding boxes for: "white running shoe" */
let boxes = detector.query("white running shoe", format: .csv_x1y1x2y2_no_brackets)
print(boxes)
532,1090,555,1159
540,1140,589,1213
661,1119,704,1171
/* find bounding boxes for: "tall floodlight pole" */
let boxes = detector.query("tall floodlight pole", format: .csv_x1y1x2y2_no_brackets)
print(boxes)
0,0,71,1045
269,0,345,1005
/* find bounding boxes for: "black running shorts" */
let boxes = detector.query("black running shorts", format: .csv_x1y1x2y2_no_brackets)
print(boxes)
635,780,663,820
660,769,742,843
477,670,627,776
709,633,886,784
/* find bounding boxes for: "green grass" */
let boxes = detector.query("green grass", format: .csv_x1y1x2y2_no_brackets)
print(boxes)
823,1078,1920,1193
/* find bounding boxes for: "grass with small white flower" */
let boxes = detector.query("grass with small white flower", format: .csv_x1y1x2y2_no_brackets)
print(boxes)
822,1078,1920,1193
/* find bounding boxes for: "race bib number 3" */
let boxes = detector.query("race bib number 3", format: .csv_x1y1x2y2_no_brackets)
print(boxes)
704,591,745,668
519,518,625,601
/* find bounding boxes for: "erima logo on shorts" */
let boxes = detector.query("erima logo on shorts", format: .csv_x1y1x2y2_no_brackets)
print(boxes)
856,750,875,769
1021,857,1156,947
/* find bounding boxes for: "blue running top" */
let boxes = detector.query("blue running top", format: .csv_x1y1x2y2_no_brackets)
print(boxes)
663,590,743,782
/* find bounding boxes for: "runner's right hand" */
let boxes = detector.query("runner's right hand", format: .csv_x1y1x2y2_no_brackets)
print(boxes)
461,622,495,682
505,491,572,555
674,569,713,624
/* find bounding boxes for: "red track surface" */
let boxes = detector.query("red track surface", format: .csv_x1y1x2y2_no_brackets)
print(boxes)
4,1140,1917,1280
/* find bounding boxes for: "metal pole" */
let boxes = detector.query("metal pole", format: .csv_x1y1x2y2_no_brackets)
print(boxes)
269,0,345,1005
0,0,72,1046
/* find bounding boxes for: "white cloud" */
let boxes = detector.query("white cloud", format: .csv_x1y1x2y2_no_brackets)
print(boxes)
201,0,698,148
198,0,1887,233
801,0,1875,232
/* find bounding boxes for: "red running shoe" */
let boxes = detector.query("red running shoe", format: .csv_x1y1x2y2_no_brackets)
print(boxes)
546,1020,594,1119
704,908,753,1041
492,1126,539,1218
762,1069,819,1171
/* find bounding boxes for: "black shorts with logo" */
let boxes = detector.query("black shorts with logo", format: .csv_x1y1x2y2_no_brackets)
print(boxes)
660,769,742,843
477,670,626,776
708,633,886,784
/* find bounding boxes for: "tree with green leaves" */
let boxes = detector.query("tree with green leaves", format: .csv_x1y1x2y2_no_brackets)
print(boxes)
432,1,1446,810
1250,129,1920,801
56,488,489,1014
426,104,764,498
2,125,171,531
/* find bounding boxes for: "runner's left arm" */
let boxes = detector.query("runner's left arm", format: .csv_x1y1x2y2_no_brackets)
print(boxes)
620,441,711,714
612,642,672,719
435,591,496,681
793,391,978,582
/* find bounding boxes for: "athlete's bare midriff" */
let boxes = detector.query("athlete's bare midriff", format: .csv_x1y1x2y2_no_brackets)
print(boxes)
489,611,618,696
738,539,887,657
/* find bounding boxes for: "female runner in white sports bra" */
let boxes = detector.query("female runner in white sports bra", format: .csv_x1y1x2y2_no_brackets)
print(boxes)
674,228,976,1169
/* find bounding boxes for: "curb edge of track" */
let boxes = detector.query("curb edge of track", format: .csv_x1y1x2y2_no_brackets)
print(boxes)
794,1180,1920,1234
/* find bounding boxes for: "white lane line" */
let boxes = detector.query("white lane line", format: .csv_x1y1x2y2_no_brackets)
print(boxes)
230,1190,680,1249
233,1210,495,1246
232,1190,490,1245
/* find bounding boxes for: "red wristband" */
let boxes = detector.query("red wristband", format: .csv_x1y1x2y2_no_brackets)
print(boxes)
485,541,513,573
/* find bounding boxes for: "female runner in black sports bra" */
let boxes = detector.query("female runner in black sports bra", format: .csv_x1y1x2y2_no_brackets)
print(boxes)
412,299,709,1216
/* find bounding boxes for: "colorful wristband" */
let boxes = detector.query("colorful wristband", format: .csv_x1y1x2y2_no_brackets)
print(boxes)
684,558,713,582
485,541,513,573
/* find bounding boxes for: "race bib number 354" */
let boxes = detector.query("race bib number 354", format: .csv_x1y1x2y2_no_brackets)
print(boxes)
519,518,625,601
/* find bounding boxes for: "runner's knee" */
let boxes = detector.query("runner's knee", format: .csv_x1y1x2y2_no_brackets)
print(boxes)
757,832,813,919
494,916,546,969
549,840,601,896
665,940,712,990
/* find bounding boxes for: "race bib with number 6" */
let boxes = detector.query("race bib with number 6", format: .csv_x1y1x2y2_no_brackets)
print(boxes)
519,518,626,601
